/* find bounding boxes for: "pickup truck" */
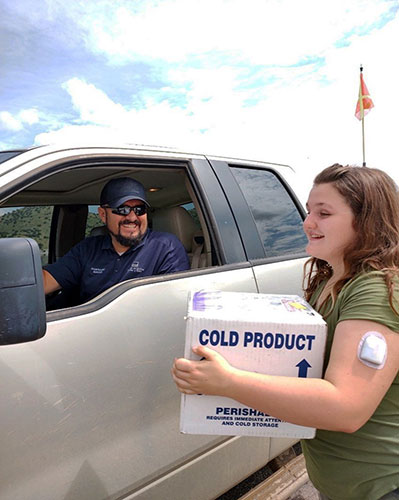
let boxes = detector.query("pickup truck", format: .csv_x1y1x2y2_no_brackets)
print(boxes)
0,145,308,500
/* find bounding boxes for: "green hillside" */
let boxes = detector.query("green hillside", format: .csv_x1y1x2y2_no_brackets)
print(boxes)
0,206,101,263
0,206,53,251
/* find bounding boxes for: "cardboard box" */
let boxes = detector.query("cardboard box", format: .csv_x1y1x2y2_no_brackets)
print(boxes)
180,290,327,438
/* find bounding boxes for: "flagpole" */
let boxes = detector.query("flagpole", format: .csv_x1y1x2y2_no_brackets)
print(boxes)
362,112,366,167
360,65,366,167
355,65,374,166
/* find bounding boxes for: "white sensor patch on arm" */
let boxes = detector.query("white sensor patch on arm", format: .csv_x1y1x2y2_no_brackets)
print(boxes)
357,331,387,370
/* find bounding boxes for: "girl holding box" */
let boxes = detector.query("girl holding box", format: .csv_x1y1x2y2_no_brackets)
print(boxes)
172,164,399,500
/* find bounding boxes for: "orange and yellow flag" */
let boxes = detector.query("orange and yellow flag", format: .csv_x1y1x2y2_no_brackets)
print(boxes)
355,72,374,120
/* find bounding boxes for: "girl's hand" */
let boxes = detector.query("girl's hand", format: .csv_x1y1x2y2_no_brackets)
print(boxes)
172,345,237,397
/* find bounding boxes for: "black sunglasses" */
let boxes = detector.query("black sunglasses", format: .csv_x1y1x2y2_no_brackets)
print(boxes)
109,204,147,216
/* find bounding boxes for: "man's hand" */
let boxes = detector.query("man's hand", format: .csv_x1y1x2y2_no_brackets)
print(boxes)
42,269,61,295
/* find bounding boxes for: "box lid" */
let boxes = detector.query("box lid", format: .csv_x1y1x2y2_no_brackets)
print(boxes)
188,290,324,325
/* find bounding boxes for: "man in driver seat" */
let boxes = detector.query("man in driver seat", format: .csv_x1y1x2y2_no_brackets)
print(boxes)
42,177,190,304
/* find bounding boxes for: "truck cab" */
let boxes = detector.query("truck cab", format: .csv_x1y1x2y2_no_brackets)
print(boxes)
0,145,308,500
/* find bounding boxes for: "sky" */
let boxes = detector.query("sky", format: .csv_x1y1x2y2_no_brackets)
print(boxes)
1,0,398,201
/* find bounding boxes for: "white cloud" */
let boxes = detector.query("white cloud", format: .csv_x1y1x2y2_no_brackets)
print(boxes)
36,78,204,148
0,111,23,131
19,109,39,125
0,108,39,131
33,0,399,205
62,78,126,126
77,0,395,65
35,124,119,145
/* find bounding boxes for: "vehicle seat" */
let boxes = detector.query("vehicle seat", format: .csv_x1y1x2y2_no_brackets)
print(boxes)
152,207,205,268
90,225,108,237
55,205,88,259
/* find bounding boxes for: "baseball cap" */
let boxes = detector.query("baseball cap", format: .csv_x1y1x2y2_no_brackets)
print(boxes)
100,177,150,208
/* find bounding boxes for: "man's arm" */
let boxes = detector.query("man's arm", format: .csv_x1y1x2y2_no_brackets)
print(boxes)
42,269,62,295
157,235,190,274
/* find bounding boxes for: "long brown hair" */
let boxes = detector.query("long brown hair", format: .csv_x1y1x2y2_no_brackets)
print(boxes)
303,164,399,313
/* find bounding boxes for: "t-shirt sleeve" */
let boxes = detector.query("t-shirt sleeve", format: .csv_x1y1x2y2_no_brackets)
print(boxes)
338,273,399,332
44,241,85,290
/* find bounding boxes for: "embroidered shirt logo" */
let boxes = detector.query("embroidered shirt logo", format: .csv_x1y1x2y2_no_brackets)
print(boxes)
91,267,105,274
128,261,144,273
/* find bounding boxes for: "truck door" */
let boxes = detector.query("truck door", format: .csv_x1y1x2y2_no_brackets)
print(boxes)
208,158,308,298
0,150,275,500
208,159,309,459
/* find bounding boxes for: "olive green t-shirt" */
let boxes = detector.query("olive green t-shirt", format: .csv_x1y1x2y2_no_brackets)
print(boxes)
301,272,399,500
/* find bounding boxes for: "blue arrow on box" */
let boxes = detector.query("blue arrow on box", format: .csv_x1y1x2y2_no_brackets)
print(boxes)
296,359,312,378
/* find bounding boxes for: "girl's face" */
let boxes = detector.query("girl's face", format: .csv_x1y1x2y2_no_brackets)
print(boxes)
303,182,357,270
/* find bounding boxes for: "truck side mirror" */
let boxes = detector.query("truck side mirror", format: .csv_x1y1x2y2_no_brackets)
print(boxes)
0,238,46,344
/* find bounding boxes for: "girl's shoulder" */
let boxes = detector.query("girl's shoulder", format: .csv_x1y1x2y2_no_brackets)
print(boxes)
342,270,394,292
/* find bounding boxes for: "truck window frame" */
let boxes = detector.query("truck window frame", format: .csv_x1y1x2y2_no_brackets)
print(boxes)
209,159,308,262
0,154,252,322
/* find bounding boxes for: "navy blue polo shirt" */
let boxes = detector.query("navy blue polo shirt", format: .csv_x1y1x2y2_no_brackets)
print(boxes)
45,230,190,303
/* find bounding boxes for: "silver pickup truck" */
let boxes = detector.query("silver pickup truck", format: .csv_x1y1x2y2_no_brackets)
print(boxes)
0,145,308,500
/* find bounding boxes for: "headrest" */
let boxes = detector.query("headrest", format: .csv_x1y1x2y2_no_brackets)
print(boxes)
152,207,198,251
90,225,108,237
